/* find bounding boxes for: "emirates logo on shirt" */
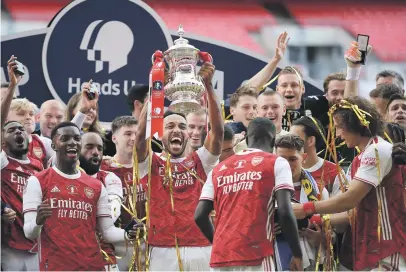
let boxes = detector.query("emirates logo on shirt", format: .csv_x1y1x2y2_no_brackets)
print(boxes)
84,187,95,199
67,185,78,194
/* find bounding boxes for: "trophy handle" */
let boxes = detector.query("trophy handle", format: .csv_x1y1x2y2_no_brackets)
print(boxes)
199,52,213,64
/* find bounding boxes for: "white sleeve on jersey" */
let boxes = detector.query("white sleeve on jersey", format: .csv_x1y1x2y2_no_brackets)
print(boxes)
200,170,214,201
23,176,43,240
196,146,220,175
97,185,112,218
71,111,86,130
104,172,123,222
274,157,294,192
38,136,55,160
1,151,9,169
138,155,149,179
97,216,127,244
354,139,392,187
104,172,123,199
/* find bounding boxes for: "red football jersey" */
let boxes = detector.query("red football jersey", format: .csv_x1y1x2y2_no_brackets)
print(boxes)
349,137,406,270
304,158,341,193
101,161,147,227
139,147,218,247
28,134,47,167
1,151,43,251
23,167,108,271
200,148,294,267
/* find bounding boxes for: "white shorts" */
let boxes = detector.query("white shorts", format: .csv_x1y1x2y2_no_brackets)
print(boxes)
1,244,39,271
210,256,275,271
114,239,146,271
105,263,120,271
149,246,211,271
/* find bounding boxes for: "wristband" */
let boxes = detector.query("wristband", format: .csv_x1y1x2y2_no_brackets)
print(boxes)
303,202,316,216
310,214,322,226
346,66,361,80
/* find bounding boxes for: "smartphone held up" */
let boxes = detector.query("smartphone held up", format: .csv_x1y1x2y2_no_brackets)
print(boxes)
356,34,369,65
85,80,100,100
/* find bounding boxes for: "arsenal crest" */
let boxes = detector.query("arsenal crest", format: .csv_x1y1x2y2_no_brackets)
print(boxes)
84,187,95,199
33,147,43,158
251,156,264,167
66,184,78,194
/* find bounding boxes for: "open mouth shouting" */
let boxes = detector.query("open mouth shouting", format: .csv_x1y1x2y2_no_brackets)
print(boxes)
66,147,78,159
89,156,101,165
169,135,184,150
395,115,406,122
284,95,295,102
15,134,25,147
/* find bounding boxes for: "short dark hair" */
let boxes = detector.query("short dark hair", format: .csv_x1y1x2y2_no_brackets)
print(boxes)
111,116,137,134
376,70,404,89
275,134,304,152
369,83,403,99
292,116,326,151
50,121,79,141
332,97,383,138
247,117,276,144
126,84,149,112
323,72,346,94
387,93,406,112
164,110,186,120
224,125,234,141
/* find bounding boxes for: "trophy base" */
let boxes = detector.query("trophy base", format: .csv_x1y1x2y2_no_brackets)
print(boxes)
169,99,201,115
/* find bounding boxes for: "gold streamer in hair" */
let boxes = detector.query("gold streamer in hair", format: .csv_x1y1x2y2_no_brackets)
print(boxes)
329,99,384,270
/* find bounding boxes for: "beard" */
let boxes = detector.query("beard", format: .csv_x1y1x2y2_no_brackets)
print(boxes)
10,147,29,158
79,155,100,175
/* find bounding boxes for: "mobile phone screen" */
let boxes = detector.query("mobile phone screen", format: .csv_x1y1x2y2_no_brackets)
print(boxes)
357,35,369,51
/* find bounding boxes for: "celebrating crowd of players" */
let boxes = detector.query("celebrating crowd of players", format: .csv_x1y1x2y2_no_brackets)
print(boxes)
1,31,406,272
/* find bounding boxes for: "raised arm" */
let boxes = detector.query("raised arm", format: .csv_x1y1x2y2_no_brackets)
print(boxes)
343,42,373,98
134,101,149,162
244,32,289,92
200,63,224,155
71,81,100,130
1,56,23,128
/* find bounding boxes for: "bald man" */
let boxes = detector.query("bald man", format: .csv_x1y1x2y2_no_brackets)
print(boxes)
39,100,65,138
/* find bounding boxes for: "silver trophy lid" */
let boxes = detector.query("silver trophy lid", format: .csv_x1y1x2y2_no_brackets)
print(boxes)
166,25,199,52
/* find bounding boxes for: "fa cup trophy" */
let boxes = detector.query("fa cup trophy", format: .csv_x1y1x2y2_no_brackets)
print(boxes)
163,25,213,114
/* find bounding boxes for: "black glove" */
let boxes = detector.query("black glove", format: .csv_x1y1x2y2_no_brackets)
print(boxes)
392,142,406,165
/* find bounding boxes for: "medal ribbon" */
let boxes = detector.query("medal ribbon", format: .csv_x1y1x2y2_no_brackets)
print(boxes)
150,51,165,138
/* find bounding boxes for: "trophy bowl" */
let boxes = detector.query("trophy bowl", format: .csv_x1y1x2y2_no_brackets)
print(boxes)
163,25,207,114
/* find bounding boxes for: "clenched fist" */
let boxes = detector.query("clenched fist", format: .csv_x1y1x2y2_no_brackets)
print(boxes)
198,63,215,88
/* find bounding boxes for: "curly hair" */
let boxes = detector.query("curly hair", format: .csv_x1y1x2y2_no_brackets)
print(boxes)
332,96,384,138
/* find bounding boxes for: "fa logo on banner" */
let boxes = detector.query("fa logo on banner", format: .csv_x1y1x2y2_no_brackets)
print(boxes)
80,20,134,74
153,80,163,90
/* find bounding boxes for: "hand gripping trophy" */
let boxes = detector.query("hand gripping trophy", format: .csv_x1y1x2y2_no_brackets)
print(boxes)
149,25,212,137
